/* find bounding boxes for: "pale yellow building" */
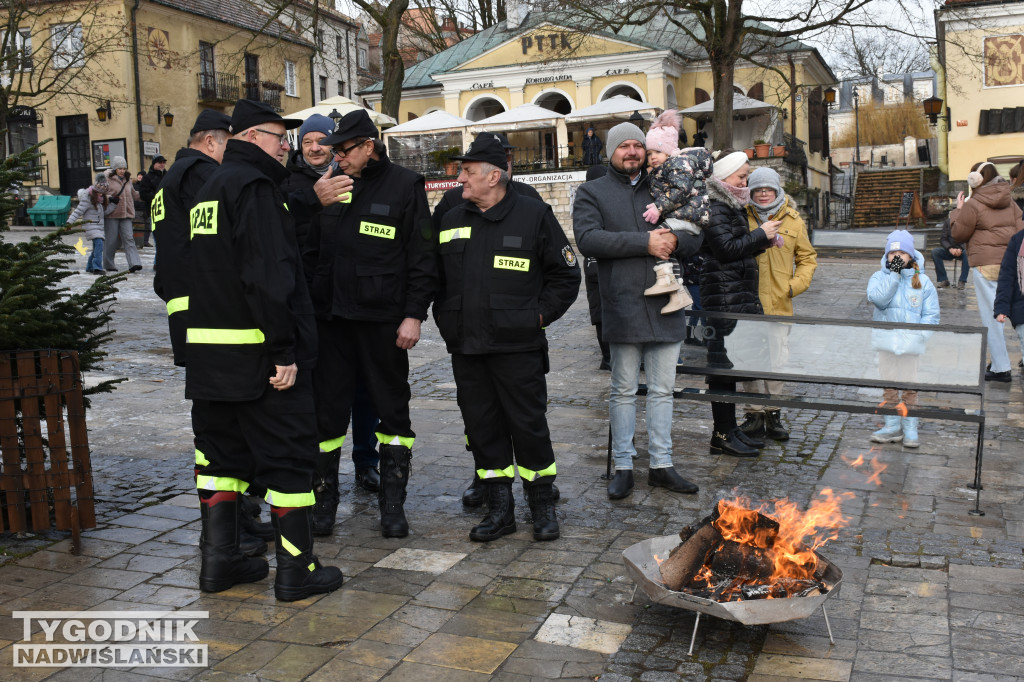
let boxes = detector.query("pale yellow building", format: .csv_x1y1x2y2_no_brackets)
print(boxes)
359,9,837,207
936,0,1024,180
5,0,314,196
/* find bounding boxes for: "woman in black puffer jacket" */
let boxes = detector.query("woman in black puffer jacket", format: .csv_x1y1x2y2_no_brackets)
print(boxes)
699,150,778,457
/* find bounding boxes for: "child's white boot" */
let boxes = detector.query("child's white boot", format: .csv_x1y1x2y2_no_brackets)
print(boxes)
645,262,679,296
661,279,692,314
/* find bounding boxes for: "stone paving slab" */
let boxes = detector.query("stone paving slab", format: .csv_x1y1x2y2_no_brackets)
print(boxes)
1,245,1023,680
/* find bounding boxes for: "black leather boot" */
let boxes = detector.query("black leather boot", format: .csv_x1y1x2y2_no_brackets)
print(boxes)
198,490,269,593
607,470,634,499
526,482,559,541
648,467,699,494
271,506,344,602
462,476,485,507
764,409,790,441
710,429,759,457
355,466,381,492
739,411,766,439
312,450,341,537
378,444,411,538
240,494,274,542
469,481,516,542
521,480,560,502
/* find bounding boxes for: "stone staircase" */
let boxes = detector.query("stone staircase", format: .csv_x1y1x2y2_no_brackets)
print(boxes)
851,168,922,228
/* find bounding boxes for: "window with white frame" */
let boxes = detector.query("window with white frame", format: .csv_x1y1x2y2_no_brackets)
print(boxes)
284,60,297,97
336,35,344,59
3,30,33,72
51,22,84,69
358,47,367,69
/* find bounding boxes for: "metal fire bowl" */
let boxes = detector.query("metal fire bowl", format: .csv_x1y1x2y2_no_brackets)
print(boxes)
622,534,843,626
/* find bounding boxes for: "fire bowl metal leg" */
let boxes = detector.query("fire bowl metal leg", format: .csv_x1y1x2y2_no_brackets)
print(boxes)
630,584,638,603
688,612,701,657
821,605,834,645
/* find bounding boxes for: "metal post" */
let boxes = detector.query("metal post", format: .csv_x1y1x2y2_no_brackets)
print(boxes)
969,421,985,516
853,88,860,174
688,612,701,656
821,605,835,644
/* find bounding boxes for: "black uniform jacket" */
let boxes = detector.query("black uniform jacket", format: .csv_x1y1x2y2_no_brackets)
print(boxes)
152,147,219,367
303,154,437,323
279,150,328,251
434,187,581,355
185,140,317,402
431,180,543,231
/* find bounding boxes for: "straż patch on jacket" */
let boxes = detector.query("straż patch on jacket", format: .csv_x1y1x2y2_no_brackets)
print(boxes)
562,245,577,267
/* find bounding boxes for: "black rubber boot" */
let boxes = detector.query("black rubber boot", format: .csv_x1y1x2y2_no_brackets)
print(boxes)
271,506,344,602
521,480,560,502
526,482,559,541
462,476,485,507
470,481,517,542
764,409,791,441
240,494,275,542
312,450,341,537
607,470,634,499
378,444,411,538
198,490,269,593
710,429,760,457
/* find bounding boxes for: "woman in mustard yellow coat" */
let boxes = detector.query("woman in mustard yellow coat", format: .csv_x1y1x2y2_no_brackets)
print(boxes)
739,167,817,440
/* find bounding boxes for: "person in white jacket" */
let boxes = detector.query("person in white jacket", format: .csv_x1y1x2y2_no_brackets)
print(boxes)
866,229,940,447
66,174,109,274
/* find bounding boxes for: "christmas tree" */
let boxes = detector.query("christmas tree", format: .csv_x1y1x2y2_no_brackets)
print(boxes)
0,143,125,400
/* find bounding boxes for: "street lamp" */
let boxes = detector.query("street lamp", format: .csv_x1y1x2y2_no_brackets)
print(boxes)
922,96,949,129
853,88,861,174
628,110,645,130
96,100,112,122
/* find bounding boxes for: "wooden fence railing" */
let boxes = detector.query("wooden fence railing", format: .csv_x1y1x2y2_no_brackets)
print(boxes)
0,350,95,545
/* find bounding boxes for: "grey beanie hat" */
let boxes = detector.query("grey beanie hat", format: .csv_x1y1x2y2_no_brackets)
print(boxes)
110,156,127,170
605,122,646,158
747,167,782,194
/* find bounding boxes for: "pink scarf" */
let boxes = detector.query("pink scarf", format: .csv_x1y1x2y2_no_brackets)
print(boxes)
712,177,750,205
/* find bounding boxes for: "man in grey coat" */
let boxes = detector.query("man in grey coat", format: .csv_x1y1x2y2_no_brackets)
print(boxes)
572,122,703,499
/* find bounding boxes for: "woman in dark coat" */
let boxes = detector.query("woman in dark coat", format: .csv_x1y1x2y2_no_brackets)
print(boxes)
995,228,1024,363
582,127,603,166
699,150,779,456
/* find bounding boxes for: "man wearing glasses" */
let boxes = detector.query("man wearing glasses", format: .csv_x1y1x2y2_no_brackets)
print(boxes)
186,99,343,602
303,109,437,539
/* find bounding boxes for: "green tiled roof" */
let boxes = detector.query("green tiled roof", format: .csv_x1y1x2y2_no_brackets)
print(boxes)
359,10,810,94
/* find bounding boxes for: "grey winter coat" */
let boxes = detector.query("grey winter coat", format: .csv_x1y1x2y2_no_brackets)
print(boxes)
67,188,106,240
573,165,703,343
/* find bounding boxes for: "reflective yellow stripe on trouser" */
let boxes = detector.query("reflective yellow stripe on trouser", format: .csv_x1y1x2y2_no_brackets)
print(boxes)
375,433,414,449
517,462,557,482
264,489,315,507
196,475,249,493
319,436,345,452
195,449,210,467
476,465,515,480
166,296,188,316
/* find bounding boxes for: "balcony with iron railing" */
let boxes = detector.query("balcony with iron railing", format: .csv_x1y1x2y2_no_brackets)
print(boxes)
244,80,284,112
198,72,239,103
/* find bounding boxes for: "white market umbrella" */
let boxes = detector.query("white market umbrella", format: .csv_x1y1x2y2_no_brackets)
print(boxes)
284,95,397,128
564,96,660,123
469,103,564,131
383,110,472,135
679,93,775,120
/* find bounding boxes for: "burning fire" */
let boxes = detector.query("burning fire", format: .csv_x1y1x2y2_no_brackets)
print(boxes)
710,490,854,583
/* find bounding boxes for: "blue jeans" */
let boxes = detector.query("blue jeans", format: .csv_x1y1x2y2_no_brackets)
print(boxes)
931,247,968,283
974,268,1014,372
609,342,681,470
87,238,104,272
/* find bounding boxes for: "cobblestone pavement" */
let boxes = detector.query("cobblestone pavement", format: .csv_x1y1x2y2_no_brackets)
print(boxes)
1,232,1022,681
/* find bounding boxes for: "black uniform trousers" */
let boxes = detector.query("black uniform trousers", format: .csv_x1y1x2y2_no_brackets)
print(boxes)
451,350,556,482
192,371,317,506
314,318,415,451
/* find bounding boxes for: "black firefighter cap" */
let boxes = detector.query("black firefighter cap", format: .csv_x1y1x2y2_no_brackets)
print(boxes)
229,99,302,134
190,109,232,136
321,109,380,147
451,133,508,167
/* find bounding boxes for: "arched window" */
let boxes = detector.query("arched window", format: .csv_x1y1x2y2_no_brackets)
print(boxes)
694,88,710,104
599,83,644,101
534,90,573,115
747,82,764,101
464,96,507,121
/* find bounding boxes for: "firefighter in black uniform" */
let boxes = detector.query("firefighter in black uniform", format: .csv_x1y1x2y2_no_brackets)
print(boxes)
431,133,562,510
435,133,581,542
304,109,437,539
187,99,343,602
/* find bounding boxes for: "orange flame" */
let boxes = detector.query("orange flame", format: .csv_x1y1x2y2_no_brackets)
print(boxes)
842,454,864,468
653,553,664,566
712,490,854,582
895,402,909,417
866,456,887,486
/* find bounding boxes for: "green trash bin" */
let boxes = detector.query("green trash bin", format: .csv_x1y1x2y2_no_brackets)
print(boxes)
27,195,72,227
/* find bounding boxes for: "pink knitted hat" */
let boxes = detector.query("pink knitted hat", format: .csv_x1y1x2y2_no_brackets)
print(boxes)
645,109,681,155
